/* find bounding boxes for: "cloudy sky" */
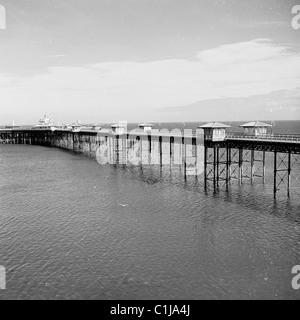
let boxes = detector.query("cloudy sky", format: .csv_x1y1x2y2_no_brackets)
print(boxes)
0,0,299,124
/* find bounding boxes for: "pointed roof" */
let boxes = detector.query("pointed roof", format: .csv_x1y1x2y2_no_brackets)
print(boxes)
239,121,272,128
138,123,153,127
111,123,127,128
198,122,231,129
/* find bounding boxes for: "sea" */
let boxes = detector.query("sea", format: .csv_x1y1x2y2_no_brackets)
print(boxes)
0,121,299,300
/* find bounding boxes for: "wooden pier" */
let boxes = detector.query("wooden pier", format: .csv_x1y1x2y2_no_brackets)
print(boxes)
0,123,299,197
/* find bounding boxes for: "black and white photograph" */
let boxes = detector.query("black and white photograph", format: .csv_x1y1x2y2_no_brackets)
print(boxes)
0,0,300,304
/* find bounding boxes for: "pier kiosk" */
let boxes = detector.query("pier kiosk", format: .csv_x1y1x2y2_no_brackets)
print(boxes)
111,123,126,135
138,123,154,133
198,122,231,142
71,120,83,132
239,121,272,136
5,121,20,129
92,124,102,131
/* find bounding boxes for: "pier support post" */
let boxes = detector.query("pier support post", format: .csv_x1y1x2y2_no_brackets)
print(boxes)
226,147,231,185
213,146,217,188
274,150,277,197
185,137,188,179
148,135,152,165
194,137,198,178
107,135,112,164
287,151,291,197
204,146,208,189
112,135,116,165
181,137,184,169
170,137,173,170
251,149,255,184
89,135,92,155
140,136,143,167
116,135,120,165
216,146,219,187
263,151,266,184
239,148,243,185
159,136,163,168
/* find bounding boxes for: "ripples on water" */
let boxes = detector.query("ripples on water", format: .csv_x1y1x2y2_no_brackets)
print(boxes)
0,145,299,300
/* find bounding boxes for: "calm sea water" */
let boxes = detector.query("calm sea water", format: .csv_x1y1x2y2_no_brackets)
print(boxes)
0,121,300,300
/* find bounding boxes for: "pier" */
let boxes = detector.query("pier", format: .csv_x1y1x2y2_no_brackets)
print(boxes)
0,123,299,197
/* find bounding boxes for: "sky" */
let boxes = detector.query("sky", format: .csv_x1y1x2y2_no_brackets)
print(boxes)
0,0,299,124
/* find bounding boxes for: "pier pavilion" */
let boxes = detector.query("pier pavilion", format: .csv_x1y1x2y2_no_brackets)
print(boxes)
239,121,272,136
138,123,154,132
111,123,126,135
198,122,231,141
4,121,20,129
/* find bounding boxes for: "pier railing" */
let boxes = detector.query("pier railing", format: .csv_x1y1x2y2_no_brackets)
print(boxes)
226,133,300,143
